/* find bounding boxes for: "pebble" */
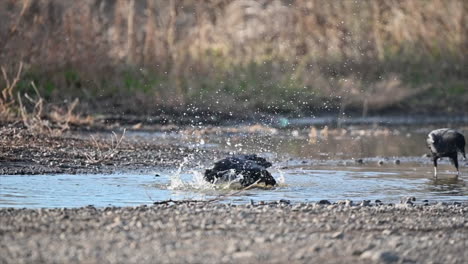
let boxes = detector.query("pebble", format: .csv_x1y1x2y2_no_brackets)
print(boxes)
331,231,344,239
318,200,331,205
232,251,254,259
360,200,371,206
278,199,291,205
400,196,416,204
361,250,400,263
254,236,267,243
337,200,353,206
382,229,393,235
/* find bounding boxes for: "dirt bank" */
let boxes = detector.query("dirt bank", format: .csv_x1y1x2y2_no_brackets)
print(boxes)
0,125,224,175
1,202,467,263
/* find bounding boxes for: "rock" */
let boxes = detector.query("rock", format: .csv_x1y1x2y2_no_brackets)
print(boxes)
331,231,344,239
254,237,267,243
360,200,371,206
400,196,416,204
291,204,301,211
361,250,400,263
382,229,393,235
292,248,306,260
226,242,240,254
318,200,331,205
337,200,353,206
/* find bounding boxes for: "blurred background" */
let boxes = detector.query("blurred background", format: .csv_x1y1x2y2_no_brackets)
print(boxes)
1,0,467,118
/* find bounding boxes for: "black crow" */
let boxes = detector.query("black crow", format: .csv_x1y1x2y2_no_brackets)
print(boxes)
427,128,466,178
204,154,276,187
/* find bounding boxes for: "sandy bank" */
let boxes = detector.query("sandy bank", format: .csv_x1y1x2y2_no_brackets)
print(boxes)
1,202,467,263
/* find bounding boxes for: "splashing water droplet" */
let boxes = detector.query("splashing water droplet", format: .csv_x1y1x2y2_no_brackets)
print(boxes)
276,169,286,185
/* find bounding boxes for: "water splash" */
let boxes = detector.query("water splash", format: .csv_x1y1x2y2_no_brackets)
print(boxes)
168,169,246,191
167,155,219,190
275,168,286,185
168,156,194,190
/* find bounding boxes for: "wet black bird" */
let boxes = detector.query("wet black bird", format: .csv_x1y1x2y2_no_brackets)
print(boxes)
426,128,466,178
204,154,276,187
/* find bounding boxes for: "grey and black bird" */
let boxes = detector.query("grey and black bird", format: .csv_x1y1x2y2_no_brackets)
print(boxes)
426,128,466,178
204,154,276,187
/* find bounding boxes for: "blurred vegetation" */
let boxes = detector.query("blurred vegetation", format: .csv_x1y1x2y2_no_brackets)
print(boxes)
1,0,467,117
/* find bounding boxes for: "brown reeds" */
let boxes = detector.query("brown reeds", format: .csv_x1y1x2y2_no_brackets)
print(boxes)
0,0,466,114
1,62,23,120
17,81,49,133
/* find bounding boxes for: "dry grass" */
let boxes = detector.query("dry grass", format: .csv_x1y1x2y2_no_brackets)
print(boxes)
81,129,126,164
1,61,93,133
16,81,49,133
49,98,94,131
0,62,23,120
0,0,466,114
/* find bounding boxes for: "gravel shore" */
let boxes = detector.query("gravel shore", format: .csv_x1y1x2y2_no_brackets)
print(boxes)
0,126,223,175
1,202,467,264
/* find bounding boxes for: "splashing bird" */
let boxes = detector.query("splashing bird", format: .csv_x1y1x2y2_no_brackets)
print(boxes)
204,154,276,187
426,128,466,178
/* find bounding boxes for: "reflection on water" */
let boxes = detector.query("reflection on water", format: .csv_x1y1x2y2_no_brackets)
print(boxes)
426,178,466,196
129,128,431,160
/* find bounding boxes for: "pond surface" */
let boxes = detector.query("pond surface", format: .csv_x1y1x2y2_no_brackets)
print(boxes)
1,125,467,208
127,125,440,160
1,163,467,208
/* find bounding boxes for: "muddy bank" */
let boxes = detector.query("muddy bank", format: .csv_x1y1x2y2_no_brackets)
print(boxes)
1,202,467,263
0,126,224,175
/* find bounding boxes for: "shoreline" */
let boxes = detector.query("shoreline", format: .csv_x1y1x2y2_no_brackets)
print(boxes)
2,202,467,263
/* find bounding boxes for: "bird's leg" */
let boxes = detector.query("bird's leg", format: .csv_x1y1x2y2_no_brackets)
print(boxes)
433,157,438,178
454,157,460,179
450,154,459,179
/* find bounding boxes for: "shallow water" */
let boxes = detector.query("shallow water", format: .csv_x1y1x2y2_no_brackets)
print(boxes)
1,125,467,208
128,126,439,160
1,164,467,208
